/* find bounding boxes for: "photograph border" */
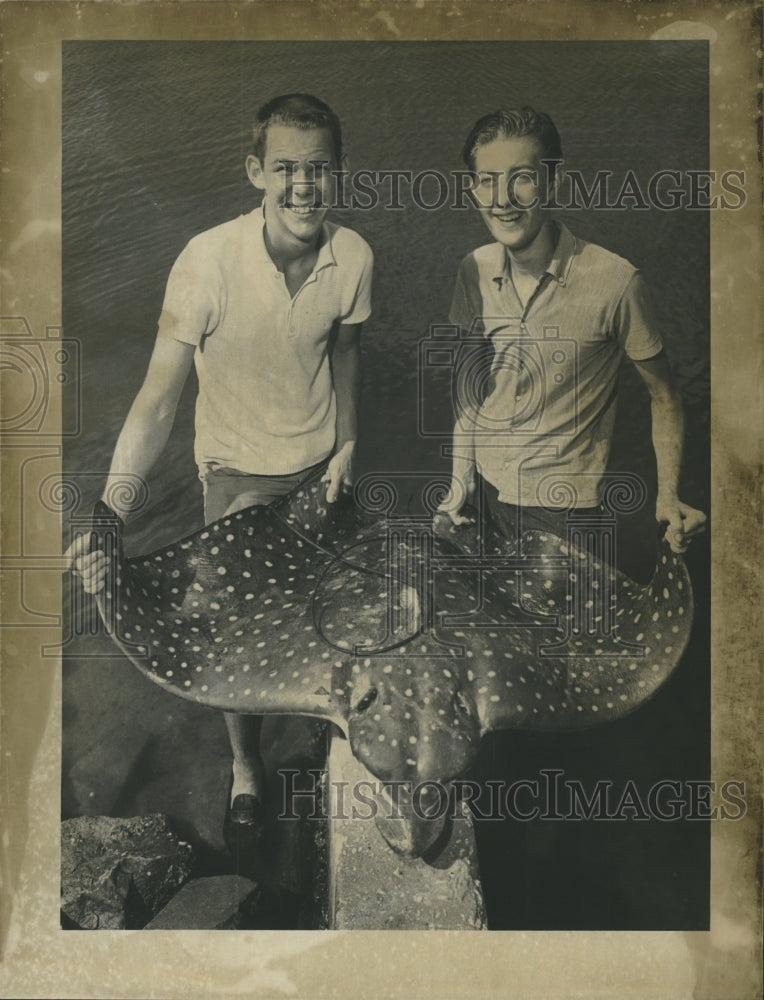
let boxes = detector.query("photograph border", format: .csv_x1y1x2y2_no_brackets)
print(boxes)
1,2,761,998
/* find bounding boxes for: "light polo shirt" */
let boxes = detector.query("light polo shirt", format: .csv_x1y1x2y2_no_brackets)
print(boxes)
449,223,662,508
157,204,373,476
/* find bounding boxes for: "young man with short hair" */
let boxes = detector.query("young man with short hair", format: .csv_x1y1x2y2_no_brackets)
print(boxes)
70,93,373,849
441,106,706,550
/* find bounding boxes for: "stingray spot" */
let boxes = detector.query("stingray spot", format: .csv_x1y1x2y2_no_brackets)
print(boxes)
217,567,227,576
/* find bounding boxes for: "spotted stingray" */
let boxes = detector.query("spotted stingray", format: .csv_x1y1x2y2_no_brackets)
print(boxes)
92,466,693,854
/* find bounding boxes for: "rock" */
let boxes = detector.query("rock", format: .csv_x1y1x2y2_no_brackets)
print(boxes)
61,814,194,929
144,876,260,929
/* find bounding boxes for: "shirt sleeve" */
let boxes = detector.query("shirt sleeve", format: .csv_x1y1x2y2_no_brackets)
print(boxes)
449,255,484,335
156,238,221,347
613,271,664,361
340,242,374,325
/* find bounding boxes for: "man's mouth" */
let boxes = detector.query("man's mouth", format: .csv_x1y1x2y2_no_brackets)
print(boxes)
281,201,321,216
492,211,523,224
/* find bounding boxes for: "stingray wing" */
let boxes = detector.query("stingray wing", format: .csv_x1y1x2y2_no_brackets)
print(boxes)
430,528,694,735
92,477,403,727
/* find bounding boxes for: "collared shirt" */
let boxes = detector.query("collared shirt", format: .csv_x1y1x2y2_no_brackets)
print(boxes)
158,203,373,476
449,223,662,508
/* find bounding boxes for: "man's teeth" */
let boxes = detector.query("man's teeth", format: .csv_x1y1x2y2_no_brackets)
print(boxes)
283,203,317,215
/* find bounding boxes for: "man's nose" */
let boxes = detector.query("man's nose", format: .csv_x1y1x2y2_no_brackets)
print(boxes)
289,164,319,188
493,173,512,208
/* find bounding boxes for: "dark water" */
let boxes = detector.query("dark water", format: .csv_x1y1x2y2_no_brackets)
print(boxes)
63,41,710,929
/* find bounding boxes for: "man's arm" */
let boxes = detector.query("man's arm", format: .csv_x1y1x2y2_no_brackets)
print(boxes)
633,351,707,553
439,407,479,526
437,257,486,525
324,321,362,503
438,333,492,525
69,334,196,591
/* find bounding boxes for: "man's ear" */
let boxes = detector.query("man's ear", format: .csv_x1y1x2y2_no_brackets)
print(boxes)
246,154,266,191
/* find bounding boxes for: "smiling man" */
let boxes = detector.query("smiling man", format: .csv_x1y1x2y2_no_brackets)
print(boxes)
69,93,373,863
441,106,706,552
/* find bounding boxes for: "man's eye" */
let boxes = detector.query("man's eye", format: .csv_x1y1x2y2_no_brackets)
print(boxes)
512,171,536,187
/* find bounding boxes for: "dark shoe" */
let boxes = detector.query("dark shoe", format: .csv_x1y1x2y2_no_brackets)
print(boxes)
229,793,264,826
223,779,266,874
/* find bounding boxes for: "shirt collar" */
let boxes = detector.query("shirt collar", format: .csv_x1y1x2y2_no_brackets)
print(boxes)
493,221,577,288
253,198,337,272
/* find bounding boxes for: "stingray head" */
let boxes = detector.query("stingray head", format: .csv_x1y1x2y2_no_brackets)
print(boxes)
344,655,482,856
347,659,481,784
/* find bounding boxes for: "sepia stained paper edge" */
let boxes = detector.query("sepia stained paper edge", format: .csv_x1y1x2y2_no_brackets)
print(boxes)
0,2,761,998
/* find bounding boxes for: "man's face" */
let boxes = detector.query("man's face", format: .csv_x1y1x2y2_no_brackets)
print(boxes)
247,124,338,253
472,134,554,254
